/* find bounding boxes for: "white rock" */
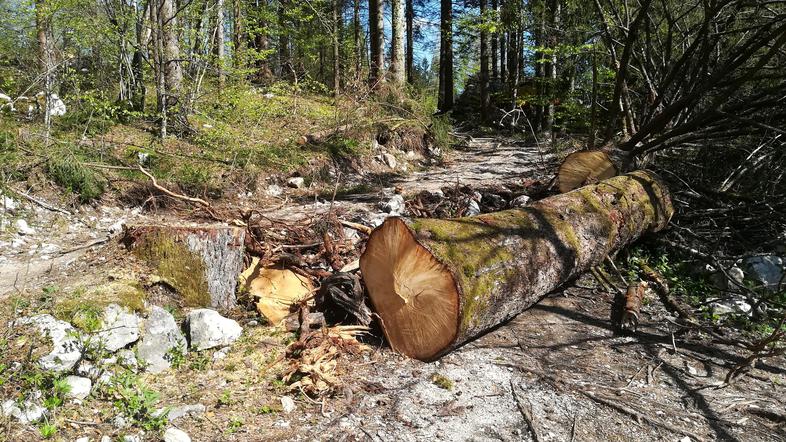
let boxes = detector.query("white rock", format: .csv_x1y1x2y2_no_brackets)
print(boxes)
465,199,481,216
14,219,35,235
75,437,91,442
287,177,305,189
280,396,296,413
116,349,138,370
743,255,784,291
122,434,142,442
136,306,188,373
213,347,229,361
710,266,745,290
2,399,47,423
266,184,283,197
263,93,275,99
186,309,242,351
379,194,405,215
101,436,112,442
378,153,397,169
156,404,206,421
98,304,140,352
164,427,191,442
108,220,125,236
64,376,92,400
511,194,531,207
13,314,82,372
35,92,66,117
1,195,17,212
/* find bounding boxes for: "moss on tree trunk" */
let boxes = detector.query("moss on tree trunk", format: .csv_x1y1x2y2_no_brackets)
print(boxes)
360,170,674,360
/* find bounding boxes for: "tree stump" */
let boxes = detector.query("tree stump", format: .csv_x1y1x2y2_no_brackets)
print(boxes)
360,170,673,360
123,224,246,310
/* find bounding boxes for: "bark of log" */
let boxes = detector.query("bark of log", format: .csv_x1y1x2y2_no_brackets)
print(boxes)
123,224,245,309
359,170,673,360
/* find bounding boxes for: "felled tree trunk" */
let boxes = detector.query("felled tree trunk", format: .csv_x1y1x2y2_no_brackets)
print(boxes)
360,170,673,360
123,224,245,309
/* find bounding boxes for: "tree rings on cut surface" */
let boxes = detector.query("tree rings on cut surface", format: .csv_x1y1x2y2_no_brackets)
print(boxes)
558,151,617,193
359,218,460,360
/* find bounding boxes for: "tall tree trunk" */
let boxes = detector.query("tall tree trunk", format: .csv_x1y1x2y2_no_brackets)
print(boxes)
216,0,226,90
353,0,361,79
333,0,341,96
278,0,291,79
34,0,53,135
131,0,150,112
232,0,245,67
368,0,385,87
544,0,559,137
491,0,498,80
390,0,405,84
253,0,272,80
479,0,490,118
499,31,506,85
438,0,453,112
534,0,545,132
405,0,414,83
360,170,674,361
162,0,183,98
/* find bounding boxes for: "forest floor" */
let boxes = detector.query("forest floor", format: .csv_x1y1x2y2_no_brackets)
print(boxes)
1,134,785,442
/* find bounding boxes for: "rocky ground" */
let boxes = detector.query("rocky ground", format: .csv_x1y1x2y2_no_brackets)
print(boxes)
1,136,784,442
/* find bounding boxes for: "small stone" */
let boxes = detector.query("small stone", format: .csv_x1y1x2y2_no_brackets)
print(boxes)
186,309,242,351
1,195,17,212
280,396,296,413
511,194,531,207
113,414,130,429
266,184,283,197
13,314,82,372
102,436,112,442
287,177,305,189
98,304,141,352
2,399,47,424
744,255,784,291
379,194,405,215
75,437,91,442
136,306,188,373
64,376,92,400
108,220,125,236
116,349,139,370
164,427,191,442
14,219,35,235
123,434,142,442
378,153,397,169
465,199,481,216
157,404,206,421
213,347,229,361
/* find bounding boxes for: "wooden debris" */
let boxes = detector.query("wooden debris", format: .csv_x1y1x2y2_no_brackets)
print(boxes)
123,223,245,309
316,272,372,326
241,258,314,324
620,281,647,332
360,171,674,360
557,151,617,193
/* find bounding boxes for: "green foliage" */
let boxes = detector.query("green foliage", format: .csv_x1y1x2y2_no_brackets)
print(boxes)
55,91,141,136
46,150,105,203
431,373,454,390
109,370,168,431
38,422,57,439
166,346,187,369
430,114,454,150
226,417,244,434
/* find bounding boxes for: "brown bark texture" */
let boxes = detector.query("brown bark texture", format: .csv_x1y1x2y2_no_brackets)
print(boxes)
360,170,673,360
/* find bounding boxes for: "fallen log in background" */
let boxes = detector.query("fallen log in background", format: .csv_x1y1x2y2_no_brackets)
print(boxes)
359,170,674,360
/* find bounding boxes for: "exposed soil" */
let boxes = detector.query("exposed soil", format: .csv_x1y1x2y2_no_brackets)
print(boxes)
1,136,784,442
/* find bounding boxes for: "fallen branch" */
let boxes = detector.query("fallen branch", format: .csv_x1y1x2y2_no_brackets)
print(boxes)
8,187,72,216
340,220,373,235
137,165,220,220
510,379,542,442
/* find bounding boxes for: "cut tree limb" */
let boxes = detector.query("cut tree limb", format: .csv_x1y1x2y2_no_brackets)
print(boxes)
360,170,673,360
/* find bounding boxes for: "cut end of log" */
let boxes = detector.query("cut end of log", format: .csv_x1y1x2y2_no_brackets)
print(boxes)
359,217,459,360
558,151,617,193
